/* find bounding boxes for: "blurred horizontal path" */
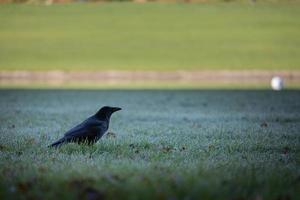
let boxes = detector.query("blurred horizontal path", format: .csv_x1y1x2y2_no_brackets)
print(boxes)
0,70,300,89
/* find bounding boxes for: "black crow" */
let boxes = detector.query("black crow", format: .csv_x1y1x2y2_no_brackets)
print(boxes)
49,106,121,147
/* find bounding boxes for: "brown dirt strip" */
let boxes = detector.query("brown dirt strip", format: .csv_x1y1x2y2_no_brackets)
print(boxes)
0,70,299,86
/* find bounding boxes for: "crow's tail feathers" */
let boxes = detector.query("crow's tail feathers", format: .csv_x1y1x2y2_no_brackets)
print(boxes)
48,138,65,148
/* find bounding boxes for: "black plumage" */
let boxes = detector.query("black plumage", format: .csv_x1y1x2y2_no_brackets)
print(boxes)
49,106,121,147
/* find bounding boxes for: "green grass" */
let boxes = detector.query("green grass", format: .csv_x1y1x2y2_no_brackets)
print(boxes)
0,89,299,199
0,3,300,71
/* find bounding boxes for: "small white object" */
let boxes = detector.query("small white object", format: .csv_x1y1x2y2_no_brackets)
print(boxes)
271,76,284,90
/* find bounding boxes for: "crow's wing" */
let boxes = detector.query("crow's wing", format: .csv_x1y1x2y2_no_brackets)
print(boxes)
63,117,107,139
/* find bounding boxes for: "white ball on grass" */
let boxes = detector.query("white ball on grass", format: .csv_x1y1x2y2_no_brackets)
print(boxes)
271,76,284,91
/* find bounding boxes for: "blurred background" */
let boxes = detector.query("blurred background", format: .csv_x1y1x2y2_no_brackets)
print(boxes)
1,2,300,199
0,0,299,89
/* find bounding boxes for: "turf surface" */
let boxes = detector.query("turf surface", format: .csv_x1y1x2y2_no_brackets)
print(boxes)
0,89,299,199
0,3,300,71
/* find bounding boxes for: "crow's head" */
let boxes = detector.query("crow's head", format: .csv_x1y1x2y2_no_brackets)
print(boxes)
95,106,122,119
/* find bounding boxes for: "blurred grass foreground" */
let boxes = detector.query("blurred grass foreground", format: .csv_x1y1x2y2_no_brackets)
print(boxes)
0,1,300,88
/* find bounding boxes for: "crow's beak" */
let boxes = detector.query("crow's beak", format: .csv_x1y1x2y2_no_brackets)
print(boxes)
112,107,122,112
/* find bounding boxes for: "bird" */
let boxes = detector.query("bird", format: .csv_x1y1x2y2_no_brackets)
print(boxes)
49,106,121,148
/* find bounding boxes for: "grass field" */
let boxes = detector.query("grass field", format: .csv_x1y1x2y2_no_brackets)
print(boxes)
0,3,300,71
0,89,299,199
